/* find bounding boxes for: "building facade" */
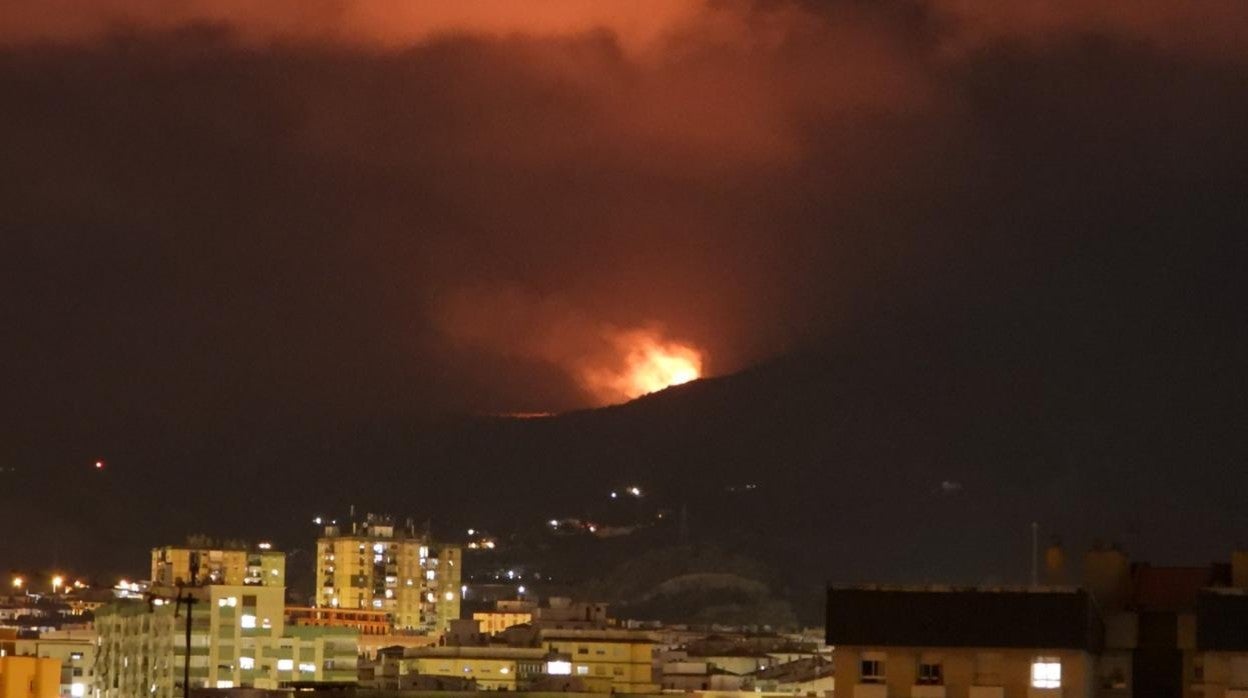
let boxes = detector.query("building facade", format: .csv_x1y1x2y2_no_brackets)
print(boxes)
314,515,461,633
93,602,176,698
0,657,61,698
378,646,567,691
536,629,659,693
95,585,357,698
14,630,97,698
826,586,1102,698
151,543,285,589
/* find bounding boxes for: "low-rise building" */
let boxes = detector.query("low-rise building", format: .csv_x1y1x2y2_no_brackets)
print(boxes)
0,657,61,698
377,646,569,691
14,630,97,698
826,585,1102,698
536,628,659,693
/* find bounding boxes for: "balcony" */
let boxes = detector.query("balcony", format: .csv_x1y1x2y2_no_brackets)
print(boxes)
968,688,1004,698
912,686,946,698
853,683,887,698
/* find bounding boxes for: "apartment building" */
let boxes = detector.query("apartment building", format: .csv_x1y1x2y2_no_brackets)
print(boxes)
314,515,461,634
95,584,357,698
376,646,569,691
532,628,659,693
93,602,176,698
151,541,285,588
826,585,1101,698
14,630,97,698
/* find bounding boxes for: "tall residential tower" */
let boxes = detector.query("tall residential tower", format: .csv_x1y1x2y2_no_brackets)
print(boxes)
315,514,461,633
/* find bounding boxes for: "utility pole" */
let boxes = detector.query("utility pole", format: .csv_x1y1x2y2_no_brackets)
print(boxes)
178,551,201,698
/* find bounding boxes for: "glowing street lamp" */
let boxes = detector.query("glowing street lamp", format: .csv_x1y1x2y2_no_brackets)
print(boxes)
51,575,65,594
11,576,23,590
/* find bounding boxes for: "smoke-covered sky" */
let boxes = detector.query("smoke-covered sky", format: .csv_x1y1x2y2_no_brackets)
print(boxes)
2,0,1246,549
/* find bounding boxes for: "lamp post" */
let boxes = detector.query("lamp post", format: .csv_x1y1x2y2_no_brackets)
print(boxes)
51,575,65,595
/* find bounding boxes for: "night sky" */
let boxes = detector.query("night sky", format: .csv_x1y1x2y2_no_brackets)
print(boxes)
2,2,1246,586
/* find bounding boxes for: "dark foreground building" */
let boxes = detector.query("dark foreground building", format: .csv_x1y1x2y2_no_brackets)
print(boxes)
827,547,1248,698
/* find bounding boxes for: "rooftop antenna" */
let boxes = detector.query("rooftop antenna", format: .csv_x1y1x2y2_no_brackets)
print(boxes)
1031,521,1039,586
679,503,690,546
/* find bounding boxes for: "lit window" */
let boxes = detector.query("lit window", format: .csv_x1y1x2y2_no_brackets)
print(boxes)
277,659,294,671
240,614,256,629
577,666,589,675
239,657,255,670
215,682,233,689
71,685,85,697
445,591,455,601
227,597,238,607
547,661,572,676
1032,658,1061,689
426,570,436,580
419,546,429,558
299,663,316,673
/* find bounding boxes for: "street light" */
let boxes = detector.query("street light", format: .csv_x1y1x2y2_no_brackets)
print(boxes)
51,575,65,594
11,576,23,590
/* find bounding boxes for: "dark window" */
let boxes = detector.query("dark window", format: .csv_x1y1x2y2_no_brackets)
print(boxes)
860,659,884,683
918,662,942,685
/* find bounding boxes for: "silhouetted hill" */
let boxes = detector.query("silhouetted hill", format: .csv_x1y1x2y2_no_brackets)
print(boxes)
5,303,1244,610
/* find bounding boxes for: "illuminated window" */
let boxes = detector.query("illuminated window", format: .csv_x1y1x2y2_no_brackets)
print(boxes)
299,663,316,673
1032,658,1061,689
547,661,572,676
239,657,255,670
577,666,589,675
240,614,256,629
215,682,233,689
426,570,436,580
71,685,85,697
277,659,294,671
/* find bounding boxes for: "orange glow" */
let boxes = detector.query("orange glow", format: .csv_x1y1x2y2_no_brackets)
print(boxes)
584,329,703,404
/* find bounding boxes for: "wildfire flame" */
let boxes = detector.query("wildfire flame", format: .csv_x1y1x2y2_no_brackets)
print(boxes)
583,329,703,404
